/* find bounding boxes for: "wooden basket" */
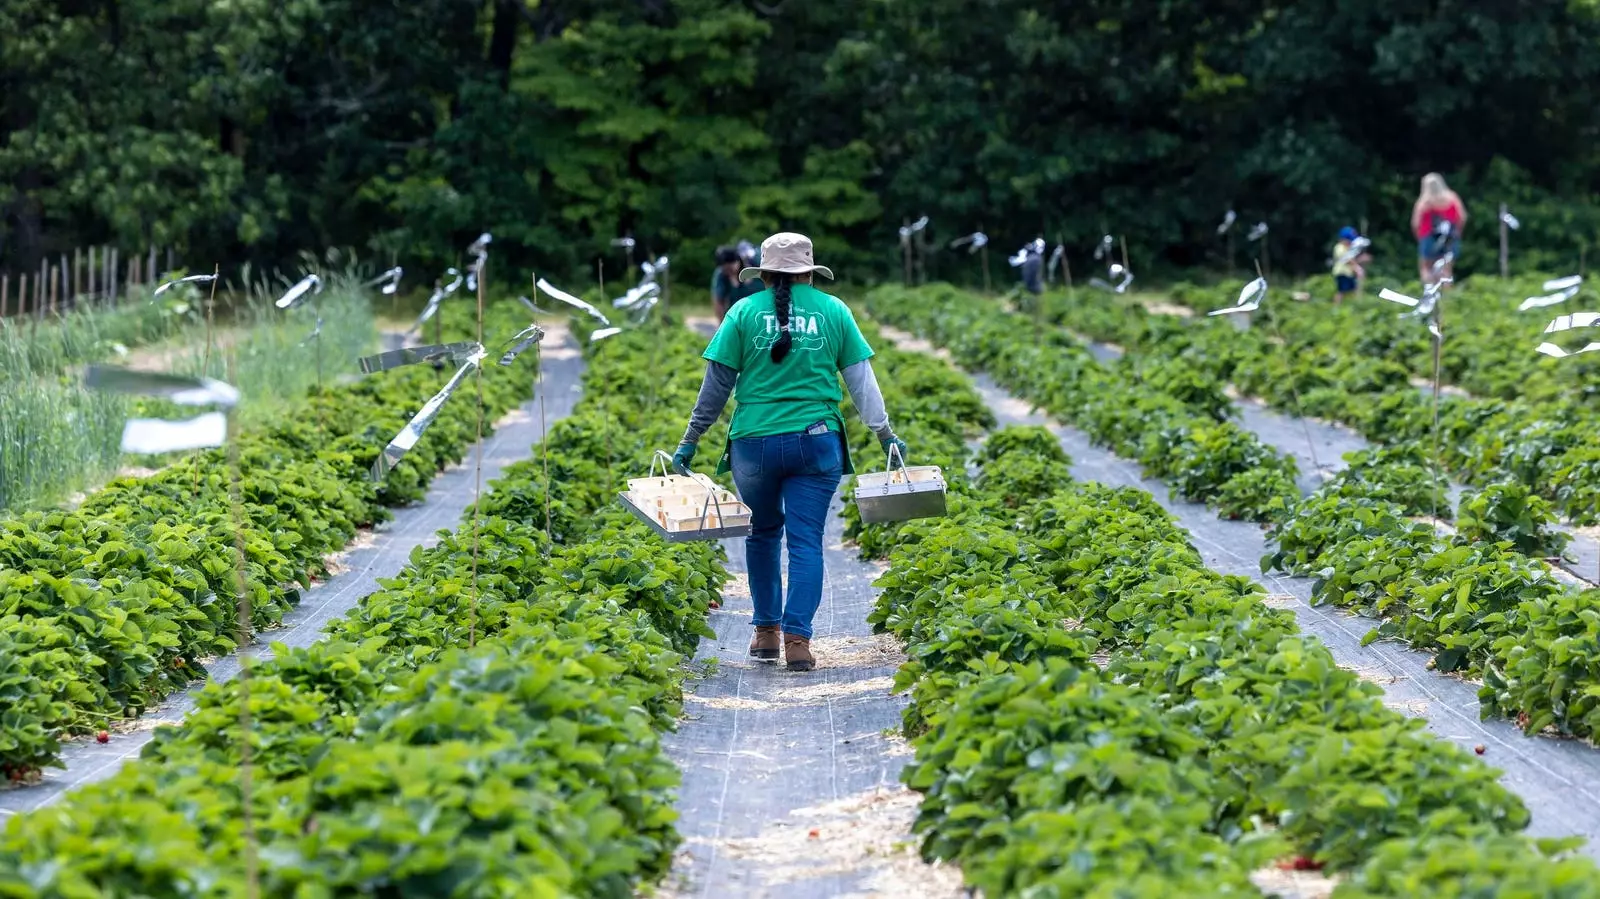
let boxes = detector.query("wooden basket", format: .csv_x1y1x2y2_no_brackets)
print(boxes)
618,451,754,542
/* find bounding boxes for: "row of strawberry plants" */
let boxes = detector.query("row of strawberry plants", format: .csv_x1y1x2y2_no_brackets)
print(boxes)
1030,287,1600,740
870,426,1599,896
1052,282,1600,526
0,299,528,779
0,318,726,895
864,284,1301,522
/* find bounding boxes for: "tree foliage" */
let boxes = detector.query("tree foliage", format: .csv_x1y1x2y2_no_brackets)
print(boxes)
4,0,1600,283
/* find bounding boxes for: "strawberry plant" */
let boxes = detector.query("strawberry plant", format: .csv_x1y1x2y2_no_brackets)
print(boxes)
865,415,1589,893
0,300,535,774
0,321,732,896
1457,482,1572,559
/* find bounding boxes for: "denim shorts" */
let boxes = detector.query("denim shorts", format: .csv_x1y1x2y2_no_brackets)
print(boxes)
1418,236,1459,262
1335,275,1357,292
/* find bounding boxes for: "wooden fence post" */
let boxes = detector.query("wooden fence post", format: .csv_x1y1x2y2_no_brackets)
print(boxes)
1,273,9,318
109,247,119,304
19,274,27,318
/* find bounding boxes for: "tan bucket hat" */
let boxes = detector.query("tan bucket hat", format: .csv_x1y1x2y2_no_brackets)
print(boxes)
739,232,834,282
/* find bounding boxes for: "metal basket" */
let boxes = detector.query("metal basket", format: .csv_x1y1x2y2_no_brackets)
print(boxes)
853,445,947,524
618,450,754,542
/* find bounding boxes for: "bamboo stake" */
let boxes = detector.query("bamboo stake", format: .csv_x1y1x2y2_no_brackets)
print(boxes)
1498,204,1510,280
222,344,262,899
468,251,486,649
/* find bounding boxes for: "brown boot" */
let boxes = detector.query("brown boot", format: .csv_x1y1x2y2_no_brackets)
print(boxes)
784,634,815,672
749,626,780,661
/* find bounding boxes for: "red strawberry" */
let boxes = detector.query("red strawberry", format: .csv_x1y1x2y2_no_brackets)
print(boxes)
1474,744,1486,755
96,731,110,744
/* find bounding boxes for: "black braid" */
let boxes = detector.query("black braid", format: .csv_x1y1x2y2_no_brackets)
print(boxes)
769,273,795,363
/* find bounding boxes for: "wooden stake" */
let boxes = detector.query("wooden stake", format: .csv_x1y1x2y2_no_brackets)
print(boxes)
48,264,57,317
1499,203,1510,280
1,273,8,318
1119,235,1130,274
901,218,912,286
18,274,26,318
469,252,486,649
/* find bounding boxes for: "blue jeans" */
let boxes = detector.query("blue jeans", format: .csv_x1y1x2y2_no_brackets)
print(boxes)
730,431,845,640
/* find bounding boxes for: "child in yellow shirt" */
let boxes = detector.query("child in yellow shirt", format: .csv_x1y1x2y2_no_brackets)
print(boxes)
1331,226,1370,305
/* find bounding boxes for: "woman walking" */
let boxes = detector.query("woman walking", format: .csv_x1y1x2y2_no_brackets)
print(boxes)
673,232,906,671
1411,173,1467,286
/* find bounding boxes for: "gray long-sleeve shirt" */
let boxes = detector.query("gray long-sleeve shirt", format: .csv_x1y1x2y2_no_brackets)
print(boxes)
681,360,893,445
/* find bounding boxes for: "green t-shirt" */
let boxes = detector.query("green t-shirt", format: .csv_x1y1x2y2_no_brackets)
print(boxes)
702,283,874,443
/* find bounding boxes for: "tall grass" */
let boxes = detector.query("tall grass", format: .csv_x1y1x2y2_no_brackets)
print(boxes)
0,266,379,513
164,280,377,427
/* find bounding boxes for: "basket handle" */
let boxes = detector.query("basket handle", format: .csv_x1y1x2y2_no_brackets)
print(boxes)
886,442,908,473
649,449,732,529
687,470,731,528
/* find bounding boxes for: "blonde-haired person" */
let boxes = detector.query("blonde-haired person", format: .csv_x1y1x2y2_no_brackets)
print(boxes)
672,232,906,672
1411,173,1467,286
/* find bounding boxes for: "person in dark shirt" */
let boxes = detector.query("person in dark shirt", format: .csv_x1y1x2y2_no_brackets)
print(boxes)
711,244,764,323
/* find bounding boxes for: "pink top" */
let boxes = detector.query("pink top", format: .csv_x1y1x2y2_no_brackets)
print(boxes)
1415,200,1463,239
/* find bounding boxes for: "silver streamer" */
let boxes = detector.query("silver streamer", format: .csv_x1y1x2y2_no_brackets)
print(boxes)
611,236,636,250
1247,222,1269,242
517,295,548,317
275,273,323,310
365,267,404,295
121,412,228,455
536,277,611,326
1089,263,1134,294
1217,210,1237,236
612,281,662,309
371,348,486,481
408,287,446,335
1094,234,1114,261
1208,277,1267,316
949,232,989,254
357,341,483,375
300,316,323,347
590,326,624,343
153,273,217,296
1545,275,1583,292
1336,236,1372,267
1535,312,1600,358
1378,288,1420,308
496,325,545,366
1501,210,1521,231
84,365,240,408
1519,284,1580,312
